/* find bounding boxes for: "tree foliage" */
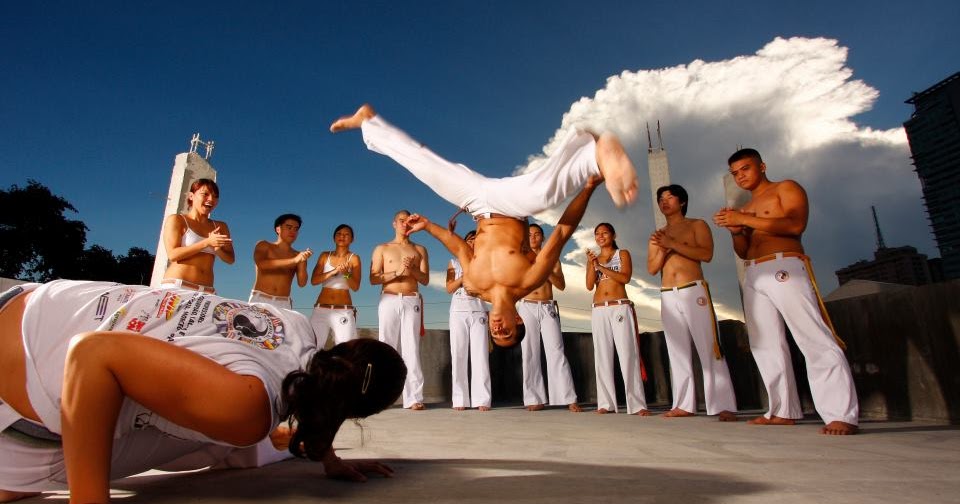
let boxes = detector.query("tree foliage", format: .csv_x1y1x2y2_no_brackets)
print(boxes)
0,180,155,284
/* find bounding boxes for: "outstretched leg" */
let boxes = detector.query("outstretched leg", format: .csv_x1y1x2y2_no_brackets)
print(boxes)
330,104,376,133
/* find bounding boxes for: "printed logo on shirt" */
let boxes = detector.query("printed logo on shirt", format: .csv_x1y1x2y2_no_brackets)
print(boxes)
156,292,182,320
775,270,790,282
126,317,146,333
413,304,420,313
339,316,348,325
105,307,126,330
480,316,487,325
94,293,109,321
616,314,624,323
212,302,285,350
697,296,708,307
115,288,136,305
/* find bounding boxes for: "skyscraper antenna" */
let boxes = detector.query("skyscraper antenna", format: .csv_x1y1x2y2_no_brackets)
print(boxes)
646,122,653,152
872,205,887,250
657,120,664,150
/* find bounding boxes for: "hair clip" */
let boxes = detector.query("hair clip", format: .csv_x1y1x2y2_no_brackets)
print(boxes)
361,363,373,394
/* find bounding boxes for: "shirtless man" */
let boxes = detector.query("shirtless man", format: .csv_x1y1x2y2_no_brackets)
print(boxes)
648,185,737,422
713,148,859,435
330,103,636,346
519,224,581,412
249,214,312,310
371,210,430,410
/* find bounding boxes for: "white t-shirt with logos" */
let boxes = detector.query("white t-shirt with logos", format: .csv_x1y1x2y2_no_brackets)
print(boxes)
21,280,317,445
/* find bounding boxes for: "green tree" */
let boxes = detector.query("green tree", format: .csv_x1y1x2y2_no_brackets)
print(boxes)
0,180,87,281
116,247,155,285
0,181,156,284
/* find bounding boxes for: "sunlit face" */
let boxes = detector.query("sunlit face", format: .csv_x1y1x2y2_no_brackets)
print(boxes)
334,227,354,247
528,227,544,249
276,219,300,243
729,158,765,191
189,186,218,215
658,191,681,216
594,226,614,248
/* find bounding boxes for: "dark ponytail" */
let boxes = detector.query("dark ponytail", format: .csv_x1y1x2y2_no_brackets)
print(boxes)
280,339,406,460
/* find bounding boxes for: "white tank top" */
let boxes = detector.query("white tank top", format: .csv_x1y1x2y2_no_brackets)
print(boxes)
449,258,485,312
321,252,354,290
180,215,215,254
597,249,622,282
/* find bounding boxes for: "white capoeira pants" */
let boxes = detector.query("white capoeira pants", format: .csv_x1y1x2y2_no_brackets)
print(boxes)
248,290,293,310
743,253,858,425
361,115,600,218
310,305,358,349
661,281,738,415
518,300,577,406
449,309,491,408
378,293,425,408
591,303,647,413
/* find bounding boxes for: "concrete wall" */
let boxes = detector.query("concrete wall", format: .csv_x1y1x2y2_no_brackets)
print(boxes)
826,279,960,422
358,321,767,410
356,281,960,422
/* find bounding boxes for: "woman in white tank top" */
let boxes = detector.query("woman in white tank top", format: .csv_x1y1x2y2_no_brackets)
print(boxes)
585,222,649,415
160,179,235,293
310,224,362,347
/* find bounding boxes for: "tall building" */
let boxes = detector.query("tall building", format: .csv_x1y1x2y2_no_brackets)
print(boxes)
647,121,670,230
904,71,960,280
835,246,932,286
834,206,933,286
149,134,218,287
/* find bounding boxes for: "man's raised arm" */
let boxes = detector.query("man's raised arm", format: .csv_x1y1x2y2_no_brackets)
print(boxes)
405,214,472,267
523,176,601,289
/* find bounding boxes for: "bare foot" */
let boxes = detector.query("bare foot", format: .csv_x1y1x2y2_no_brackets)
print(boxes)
526,404,545,412
595,132,639,208
453,406,466,411
409,403,426,411
330,103,376,133
747,415,796,426
478,406,491,412
632,409,652,417
0,490,40,502
718,411,738,422
568,403,583,413
662,408,695,418
821,421,859,435
595,408,611,415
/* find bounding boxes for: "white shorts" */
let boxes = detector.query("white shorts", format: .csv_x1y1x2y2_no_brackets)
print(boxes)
590,303,647,414
743,254,858,424
310,305,358,348
378,293,424,408
517,300,577,406
660,281,737,415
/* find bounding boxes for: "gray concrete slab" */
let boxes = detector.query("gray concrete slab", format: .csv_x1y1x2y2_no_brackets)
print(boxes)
23,407,960,503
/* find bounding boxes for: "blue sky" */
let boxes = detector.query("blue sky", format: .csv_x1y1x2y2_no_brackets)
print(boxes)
2,1,957,331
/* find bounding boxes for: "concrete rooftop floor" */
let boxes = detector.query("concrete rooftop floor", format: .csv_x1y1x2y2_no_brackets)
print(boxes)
22,406,960,503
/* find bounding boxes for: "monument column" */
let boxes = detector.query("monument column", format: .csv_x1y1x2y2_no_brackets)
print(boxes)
149,134,217,287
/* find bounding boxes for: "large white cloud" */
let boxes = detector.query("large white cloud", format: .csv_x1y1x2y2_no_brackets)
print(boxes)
519,36,933,332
